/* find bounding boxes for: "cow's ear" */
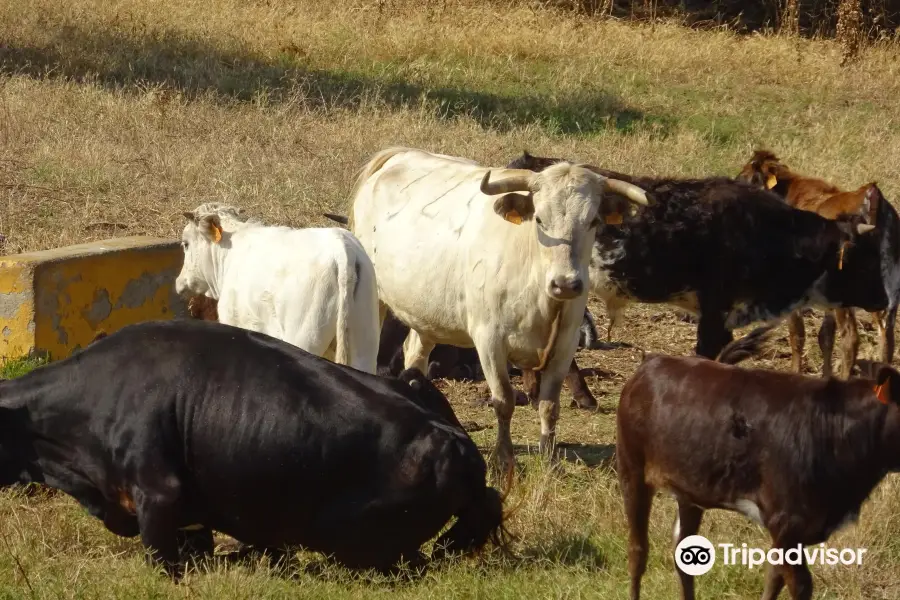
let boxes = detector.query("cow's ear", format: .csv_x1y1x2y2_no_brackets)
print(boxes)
493,193,534,225
199,214,223,243
182,211,198,223
874,366,900,405
863,184,882,220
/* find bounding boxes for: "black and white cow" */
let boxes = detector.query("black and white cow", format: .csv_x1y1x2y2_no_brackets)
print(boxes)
0,319,508,577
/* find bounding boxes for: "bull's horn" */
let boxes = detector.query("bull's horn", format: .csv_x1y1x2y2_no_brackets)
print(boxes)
857,223,876,234
480,170,533,196
604,178,650,206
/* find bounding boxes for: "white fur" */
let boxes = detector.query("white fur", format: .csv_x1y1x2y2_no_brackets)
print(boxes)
175,203,380,374
349,147,640,449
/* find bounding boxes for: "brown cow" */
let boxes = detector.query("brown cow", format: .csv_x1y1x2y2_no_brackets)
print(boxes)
737,149,894,378
618,324,900,600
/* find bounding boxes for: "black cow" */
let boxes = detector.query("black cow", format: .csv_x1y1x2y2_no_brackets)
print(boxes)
508,151,886,360
0,319,508,577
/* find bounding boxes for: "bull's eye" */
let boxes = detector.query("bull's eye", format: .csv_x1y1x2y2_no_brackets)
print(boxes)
591,217,602,228
182,241,189,251
535,216,543,228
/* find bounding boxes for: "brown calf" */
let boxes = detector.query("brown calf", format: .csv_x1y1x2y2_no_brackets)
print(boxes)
737,149,887,378
618,325,900,600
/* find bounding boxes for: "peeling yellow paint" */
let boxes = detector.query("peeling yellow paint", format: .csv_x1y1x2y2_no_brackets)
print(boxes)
0,237,187,360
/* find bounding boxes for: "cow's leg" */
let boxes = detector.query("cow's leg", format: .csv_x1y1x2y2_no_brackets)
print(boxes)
835,308,859,380
472,333,516,475
403,330,435,376
565,357,598,410
694,304,731,359
787,310,806,373
135,484,184,578
177,527,214,565
818,311,836,378
879,307,897,365
673,499,704,600
761,565,785,600
620,472,653,600
766,543,812,600
605,300,624,342
534,311,583,458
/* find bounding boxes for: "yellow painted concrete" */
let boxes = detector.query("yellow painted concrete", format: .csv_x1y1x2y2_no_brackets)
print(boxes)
0,237,187,360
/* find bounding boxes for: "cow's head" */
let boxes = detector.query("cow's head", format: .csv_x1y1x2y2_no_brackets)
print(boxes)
0,406,36,488
480,162,649,301
736,149,787,191
175,202,246,299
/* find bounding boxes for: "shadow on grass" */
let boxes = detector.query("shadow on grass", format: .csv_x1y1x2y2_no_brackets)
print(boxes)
206,531,608,584
0,24,672,136
517,532,608,571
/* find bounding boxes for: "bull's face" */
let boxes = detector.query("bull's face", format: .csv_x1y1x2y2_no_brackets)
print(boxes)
480,163,649,301
175,204,242,299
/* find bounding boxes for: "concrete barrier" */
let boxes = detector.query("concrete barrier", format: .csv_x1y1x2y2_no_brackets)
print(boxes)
0,236,188,360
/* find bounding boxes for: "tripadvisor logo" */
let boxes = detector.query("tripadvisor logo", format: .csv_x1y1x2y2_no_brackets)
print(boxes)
675,535,716,576
675,535,868,575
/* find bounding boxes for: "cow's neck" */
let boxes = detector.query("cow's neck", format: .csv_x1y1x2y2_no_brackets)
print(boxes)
205,241,232,300
799,400,890,534
0,380,110,503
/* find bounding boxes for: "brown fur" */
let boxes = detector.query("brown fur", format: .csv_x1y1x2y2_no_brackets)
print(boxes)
737,149,884,378
187,295,220,321
618,326,900,600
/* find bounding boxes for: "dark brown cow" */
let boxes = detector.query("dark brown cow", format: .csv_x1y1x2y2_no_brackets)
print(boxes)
618,325,900,600
737,150,899,378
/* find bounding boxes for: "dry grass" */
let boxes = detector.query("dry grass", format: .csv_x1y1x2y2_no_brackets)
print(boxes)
2,0,900,597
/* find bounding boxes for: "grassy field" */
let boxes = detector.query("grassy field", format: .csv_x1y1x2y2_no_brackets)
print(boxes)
3,0,900,598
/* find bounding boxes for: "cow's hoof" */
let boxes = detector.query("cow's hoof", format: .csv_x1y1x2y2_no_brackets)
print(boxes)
570,396,599,411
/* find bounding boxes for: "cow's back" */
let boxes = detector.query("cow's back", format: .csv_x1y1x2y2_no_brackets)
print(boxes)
351,150,510,344
218,226,372,344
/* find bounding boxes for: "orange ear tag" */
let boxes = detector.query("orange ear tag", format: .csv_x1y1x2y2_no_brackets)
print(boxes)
838,243,847,270
605,213,623,225
506,210,523,225
875,379,891,404
766,175,778,190
212,223,223,243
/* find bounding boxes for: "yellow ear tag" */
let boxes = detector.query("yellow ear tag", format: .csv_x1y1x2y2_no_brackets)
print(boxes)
875,378,891,404
506,210,523,225
838,243,846,270
211,223,223,243
766,174,778,190
605,213,623,225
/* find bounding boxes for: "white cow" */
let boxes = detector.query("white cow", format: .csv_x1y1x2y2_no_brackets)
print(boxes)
349,147,649,471
175,202,380,374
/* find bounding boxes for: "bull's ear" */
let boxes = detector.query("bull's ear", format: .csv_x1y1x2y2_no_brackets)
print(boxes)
199,214,223,243
493,193,535,225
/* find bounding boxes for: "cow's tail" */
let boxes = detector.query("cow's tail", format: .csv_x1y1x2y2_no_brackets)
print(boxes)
346,147,409,232
333,246,358,369
715,324,776,365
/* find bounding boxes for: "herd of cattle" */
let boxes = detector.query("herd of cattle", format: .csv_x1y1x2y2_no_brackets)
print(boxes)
2,147,900,600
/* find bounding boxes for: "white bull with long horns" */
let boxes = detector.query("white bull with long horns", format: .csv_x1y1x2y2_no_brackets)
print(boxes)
347,147,649,472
